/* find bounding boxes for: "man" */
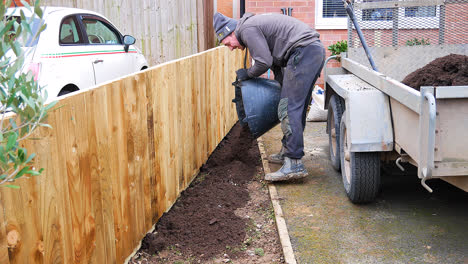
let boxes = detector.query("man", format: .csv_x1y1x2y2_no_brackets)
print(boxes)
213,12,325,182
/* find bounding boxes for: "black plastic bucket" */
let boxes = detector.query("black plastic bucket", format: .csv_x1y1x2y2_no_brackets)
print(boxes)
232,77,282,138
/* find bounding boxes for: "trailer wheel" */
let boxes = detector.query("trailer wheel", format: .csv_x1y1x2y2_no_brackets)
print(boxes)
328,95,345,171
340,112,380,203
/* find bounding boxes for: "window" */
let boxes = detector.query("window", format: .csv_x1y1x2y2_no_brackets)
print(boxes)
60,16,81,44
82,18,121,45
357,0,439,29
316,0,348,29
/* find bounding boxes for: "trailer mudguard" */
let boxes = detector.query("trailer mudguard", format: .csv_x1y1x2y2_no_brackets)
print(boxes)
344,90,394,152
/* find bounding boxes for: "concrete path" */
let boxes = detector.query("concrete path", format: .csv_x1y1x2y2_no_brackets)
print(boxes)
262,122,468,264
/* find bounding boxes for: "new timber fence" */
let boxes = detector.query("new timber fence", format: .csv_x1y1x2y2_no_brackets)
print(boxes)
0,47,244,264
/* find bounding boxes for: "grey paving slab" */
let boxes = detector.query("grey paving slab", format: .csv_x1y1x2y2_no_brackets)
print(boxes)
262,122,468,264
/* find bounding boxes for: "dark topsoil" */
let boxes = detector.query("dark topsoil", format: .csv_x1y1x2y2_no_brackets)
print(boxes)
402,54,468,90
131,123,283,263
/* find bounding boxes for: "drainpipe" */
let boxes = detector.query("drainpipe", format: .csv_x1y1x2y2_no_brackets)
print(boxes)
233,0,238,18
240,0,245,18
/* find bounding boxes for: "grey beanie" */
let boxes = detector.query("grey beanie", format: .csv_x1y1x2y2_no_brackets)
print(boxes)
213,12,238,42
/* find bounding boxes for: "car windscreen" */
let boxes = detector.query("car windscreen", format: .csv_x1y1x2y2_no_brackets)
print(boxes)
3,16,43,47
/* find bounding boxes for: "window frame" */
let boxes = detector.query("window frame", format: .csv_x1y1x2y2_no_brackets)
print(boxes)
315,0,348,30
315,0,440,30
78,14,123,45
356,5,440,29
59,15,85,46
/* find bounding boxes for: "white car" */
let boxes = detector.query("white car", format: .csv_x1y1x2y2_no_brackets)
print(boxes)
6,7,148,102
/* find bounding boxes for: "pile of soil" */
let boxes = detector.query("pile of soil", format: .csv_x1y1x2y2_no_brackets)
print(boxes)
131,123,283,263
402,54,468,90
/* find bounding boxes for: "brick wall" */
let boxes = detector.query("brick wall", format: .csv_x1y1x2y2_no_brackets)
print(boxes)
218,0,233,18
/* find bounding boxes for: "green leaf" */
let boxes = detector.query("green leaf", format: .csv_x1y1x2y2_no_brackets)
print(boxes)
26,170,41,176
20,0,32,10
14,166,30,179
38,123,52,129
0,20,15,37
4,185,20,189
44,100,58,111
0,153,6,164
18,148,25,162
6,133,18,151
38,23,46,34
25,153,35,164
34,4,43,18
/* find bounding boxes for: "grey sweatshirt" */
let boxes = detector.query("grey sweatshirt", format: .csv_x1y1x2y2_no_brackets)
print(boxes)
234,13,320,78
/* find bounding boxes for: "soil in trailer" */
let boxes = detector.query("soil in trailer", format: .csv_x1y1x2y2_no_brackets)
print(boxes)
402,54,468,90
130,123,284,264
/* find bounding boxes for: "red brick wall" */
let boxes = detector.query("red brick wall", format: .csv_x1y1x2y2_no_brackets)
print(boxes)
444,3,468,44
218,0,233,18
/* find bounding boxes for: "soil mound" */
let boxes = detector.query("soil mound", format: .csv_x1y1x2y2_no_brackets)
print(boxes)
402,54,468,90
140,123,261,259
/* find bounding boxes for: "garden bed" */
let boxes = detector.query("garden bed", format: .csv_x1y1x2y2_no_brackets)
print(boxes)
130,123,284,263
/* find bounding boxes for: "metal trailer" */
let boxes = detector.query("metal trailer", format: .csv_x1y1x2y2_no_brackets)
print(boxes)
324,0,468,203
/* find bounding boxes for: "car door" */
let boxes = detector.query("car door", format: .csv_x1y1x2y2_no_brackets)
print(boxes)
79,15,136,84
48,15,95,95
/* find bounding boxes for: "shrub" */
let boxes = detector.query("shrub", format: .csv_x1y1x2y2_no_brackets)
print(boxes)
327,40,348,61
406,38,430,46
0,0,54,188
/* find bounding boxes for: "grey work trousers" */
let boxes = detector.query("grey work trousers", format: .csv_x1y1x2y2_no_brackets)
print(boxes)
276,41,325,159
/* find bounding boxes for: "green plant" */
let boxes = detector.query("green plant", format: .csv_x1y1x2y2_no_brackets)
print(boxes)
406,37,430,46
1,0,55,188
243,236,253,246
254,248,265,257
327,40,348,61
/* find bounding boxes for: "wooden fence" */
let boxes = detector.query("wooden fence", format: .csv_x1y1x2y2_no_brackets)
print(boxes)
0,47,244,264
41,0,212,65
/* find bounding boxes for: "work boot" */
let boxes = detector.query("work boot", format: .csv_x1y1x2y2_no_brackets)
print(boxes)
265,157,308,182
268,147,285,164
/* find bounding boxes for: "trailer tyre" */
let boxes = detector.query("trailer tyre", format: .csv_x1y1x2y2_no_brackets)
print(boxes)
340,112,380,203
328,95,345,171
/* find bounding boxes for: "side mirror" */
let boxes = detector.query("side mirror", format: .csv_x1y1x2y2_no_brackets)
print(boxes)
123,35,136,52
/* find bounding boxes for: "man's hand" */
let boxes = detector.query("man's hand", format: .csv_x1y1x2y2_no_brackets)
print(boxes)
236,68,250,81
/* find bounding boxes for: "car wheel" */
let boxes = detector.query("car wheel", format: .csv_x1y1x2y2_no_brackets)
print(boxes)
340,112,380,204
328,94,345,171
58,85,79,97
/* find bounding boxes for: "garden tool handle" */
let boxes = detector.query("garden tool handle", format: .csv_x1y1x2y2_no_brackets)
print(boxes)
341,0,378,72
243,48,248,69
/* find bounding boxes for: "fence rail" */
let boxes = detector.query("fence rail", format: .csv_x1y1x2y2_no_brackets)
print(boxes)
0,47,243,264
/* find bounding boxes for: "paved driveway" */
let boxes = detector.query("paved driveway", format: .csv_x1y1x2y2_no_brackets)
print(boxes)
261,122,468,264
